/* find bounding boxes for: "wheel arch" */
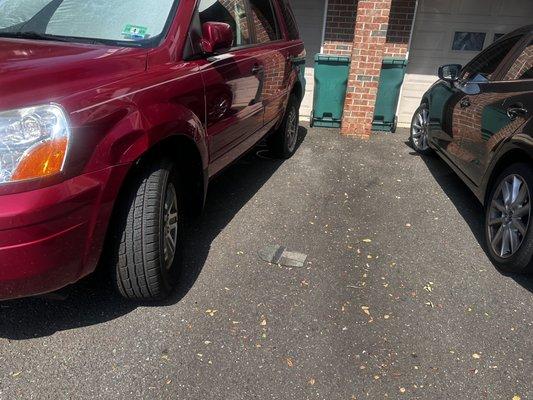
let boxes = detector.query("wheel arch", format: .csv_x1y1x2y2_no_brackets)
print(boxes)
291,79,304,106
482,146,533,205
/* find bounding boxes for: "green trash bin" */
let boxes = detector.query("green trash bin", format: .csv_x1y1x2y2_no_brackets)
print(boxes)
372,58,408,133
311,54,351,128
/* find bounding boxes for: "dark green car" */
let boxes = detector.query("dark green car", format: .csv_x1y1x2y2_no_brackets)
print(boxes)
410,25,533,273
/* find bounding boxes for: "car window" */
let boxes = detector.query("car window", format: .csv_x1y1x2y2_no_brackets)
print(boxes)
461,36,522,81
199,0,250,47
0,0,177,44
278,0,299,40
504,40,533,80
248,0,280,44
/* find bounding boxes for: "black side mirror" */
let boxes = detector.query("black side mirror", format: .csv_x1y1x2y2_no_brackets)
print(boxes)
438,64,462,83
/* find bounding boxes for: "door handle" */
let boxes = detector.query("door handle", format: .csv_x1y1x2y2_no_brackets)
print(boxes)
507,104,528,120
460,97,471,108
251,65,263,75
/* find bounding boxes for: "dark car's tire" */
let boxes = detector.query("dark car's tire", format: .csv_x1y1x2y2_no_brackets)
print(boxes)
410,104,433,155
111,158,183,300
485,163,533,274
268,94,300,159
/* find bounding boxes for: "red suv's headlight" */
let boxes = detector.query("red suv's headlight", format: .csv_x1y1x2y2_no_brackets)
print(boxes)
0,104,70,184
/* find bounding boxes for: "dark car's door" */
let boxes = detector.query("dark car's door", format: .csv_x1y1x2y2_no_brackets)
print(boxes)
456,35,533,185
198,0,264,164
430,35,523,179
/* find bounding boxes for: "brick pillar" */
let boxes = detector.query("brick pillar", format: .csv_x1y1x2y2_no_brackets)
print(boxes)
341,0,392,137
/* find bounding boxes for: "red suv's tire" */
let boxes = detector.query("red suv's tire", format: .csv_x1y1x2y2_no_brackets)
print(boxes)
110,158,183,300
268,94,300,159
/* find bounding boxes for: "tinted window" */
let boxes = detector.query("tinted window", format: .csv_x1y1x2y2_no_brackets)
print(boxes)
249,0,280,43
504,40,533,80
199,0,250,47
462,36,521,81
278,0,299,40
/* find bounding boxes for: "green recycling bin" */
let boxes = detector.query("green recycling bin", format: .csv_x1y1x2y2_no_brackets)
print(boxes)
311,54,350,128
372,58,408,133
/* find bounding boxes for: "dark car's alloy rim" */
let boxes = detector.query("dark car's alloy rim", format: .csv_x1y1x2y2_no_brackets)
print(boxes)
412,108,430,151
488,174,531,259
286,106,298,152
163,182,179,270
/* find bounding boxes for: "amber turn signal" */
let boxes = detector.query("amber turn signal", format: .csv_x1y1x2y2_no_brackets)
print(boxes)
11,138,68,181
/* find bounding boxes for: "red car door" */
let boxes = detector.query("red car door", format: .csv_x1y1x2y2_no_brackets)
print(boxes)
247,0,293,125
198,0,264,164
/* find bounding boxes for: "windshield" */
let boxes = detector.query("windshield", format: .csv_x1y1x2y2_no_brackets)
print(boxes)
0,0,178,45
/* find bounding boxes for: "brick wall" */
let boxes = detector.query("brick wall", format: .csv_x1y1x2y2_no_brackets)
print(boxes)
384,0,416,57
323,0,358,56
339,0,416,137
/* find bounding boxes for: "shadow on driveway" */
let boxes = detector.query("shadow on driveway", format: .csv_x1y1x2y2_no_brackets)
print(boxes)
0,127,308,340
404,140,533,294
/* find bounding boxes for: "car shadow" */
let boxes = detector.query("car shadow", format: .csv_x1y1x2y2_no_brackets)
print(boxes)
0,127,308,340
404,141,533,294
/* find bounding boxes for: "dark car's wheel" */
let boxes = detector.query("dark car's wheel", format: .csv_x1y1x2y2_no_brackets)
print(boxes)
111,158,183,300
485,163,533,274
268,94,300,159
410,104,433,155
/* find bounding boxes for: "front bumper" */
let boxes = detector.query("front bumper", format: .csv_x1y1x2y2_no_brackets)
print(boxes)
0,165,129,300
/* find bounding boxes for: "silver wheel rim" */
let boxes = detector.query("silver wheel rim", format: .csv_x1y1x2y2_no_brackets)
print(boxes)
286,107,298,152
163,183,179,270
412,108,430,151
488,174,531,259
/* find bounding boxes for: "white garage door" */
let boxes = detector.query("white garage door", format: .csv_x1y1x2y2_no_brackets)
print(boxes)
289,0,326,119
398,0,533,126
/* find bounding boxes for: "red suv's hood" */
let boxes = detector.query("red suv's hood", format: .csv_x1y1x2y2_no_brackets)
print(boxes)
0,38,147,112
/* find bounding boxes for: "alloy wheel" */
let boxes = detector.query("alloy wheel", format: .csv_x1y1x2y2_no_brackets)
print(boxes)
163,182,179,270
412,107,430,151
286,106,298,153
488,174,531,258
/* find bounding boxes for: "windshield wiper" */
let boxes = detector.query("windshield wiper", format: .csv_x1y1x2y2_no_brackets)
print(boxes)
0,31,70,42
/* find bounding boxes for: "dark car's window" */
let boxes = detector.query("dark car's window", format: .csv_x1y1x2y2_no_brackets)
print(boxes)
199,0,250,47
278,0,299,40
461,36,522,81
248,0,280,44
504,40,533,80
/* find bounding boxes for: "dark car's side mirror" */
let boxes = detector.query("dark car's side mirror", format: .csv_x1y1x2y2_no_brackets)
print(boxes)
201,22,233,54
438,64,462,83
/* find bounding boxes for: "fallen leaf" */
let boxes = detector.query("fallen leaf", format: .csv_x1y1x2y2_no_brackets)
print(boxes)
362,239,372,243
205,309,218,317
11,371,22,377
308,378,316,385
472,353,481,359
260,317,267,326
286,357,294,367
512,395,521,400
399,387,406,393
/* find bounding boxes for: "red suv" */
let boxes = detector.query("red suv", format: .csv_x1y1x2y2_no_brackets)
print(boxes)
0,0,305,300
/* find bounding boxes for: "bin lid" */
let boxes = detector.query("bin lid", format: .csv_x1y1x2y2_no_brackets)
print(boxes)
382,57,408,66
314,54,351,63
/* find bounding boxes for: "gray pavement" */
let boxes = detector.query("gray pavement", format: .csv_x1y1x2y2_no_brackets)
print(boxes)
0,126,531,400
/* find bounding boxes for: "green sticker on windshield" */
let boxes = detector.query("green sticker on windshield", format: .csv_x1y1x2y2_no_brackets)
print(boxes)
122,24,148,40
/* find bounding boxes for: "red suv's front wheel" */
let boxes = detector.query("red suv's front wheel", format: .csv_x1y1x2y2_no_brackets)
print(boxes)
110,157,183,300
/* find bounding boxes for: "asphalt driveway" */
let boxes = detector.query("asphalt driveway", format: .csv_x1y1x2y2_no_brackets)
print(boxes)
0,126,531,400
